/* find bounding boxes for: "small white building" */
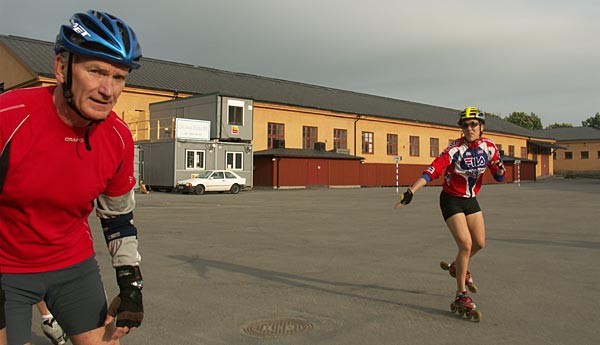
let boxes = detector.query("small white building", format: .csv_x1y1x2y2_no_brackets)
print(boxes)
137,93,254,190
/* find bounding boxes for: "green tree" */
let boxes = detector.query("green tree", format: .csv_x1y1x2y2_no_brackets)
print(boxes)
582,112,600,129
546,123,573,129
505,112,543,130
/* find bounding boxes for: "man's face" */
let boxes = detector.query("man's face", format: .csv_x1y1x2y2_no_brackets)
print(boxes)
56,54,130,121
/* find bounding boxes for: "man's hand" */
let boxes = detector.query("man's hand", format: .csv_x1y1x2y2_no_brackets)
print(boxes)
106,266,143,339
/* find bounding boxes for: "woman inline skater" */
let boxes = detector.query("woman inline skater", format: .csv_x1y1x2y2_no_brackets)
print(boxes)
394,107,505,321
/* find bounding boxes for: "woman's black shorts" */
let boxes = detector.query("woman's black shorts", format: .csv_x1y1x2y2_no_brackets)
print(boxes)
439,191,482,221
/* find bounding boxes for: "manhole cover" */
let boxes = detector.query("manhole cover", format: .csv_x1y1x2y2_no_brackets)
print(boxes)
242,318,314,337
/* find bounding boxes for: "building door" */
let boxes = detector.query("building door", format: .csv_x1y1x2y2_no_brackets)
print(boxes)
307,160,329,186
541,154,550,176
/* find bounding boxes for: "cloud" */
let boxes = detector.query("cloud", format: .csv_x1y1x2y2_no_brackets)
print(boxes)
1,0,598,125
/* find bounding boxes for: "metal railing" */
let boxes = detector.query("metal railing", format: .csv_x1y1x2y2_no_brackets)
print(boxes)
129,117,176,142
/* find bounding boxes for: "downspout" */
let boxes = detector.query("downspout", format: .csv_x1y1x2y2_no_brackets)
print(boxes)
354,115,361,156
216,95,222,140
276,158,280,189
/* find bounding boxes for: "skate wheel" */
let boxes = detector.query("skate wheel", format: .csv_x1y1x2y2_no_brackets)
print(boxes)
468,283,478,294
440,261,450,271
450,303,457,313
457,306,465,316
470,310,482,322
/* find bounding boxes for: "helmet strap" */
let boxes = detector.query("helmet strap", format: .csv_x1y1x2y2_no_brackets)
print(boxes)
62,53,74,100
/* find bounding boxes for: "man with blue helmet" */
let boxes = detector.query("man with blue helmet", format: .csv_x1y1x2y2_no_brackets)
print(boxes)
0,10,144,344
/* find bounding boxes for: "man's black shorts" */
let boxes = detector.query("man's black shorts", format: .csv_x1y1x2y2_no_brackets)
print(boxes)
1,256,107,344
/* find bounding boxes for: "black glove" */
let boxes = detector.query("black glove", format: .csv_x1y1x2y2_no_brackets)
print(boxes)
496,160,505,170
108,266,144,329
399,188,414,205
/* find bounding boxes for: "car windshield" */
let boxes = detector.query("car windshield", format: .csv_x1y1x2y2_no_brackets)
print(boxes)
196,170,213,178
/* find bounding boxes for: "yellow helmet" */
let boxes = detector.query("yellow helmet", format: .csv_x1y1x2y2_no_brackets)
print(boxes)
459,107,485,124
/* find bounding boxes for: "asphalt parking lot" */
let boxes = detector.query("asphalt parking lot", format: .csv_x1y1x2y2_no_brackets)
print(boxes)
30,177,600,345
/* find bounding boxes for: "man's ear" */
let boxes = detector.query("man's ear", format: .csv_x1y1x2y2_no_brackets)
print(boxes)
54,54,66,84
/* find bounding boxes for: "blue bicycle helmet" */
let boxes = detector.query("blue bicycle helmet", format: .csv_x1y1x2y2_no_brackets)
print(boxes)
55,10,142,69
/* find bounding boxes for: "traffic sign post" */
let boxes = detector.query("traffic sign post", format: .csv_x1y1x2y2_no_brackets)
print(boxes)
394,156,402,193
515,160,521,187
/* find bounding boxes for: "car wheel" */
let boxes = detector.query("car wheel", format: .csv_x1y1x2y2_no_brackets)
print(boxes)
230,184,240,194
194,185,205,195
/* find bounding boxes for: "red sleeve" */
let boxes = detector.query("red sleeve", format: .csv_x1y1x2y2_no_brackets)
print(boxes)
485,140,504,180
422,145,454,182
104,118,136,197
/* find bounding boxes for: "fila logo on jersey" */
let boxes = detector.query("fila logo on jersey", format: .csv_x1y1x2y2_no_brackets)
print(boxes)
464,156,486,168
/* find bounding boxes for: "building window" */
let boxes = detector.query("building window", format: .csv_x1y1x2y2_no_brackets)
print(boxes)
302,126,318,149
227,100,244,125
387,134,398,155
520,147,527,158
565,152,573,160
430,138,439,157
226,151,243,170
497,144,503,154
508,145,515,157
333,129,347,149
598,151,600,159
409,136,420,156
581,151,589,159
362,131,374,154
268,122,284,149
185,150,205,170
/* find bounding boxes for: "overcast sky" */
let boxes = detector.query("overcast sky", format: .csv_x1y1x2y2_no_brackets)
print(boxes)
1,0,598,126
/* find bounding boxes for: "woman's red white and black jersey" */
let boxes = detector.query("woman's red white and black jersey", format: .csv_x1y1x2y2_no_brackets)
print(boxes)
421,137,504,198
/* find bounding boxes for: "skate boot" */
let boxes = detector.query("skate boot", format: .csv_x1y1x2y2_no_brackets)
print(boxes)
41,317,68,345
440,261,478,293
450,292,482,322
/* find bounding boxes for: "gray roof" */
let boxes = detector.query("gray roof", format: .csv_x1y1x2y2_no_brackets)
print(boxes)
536,127,600,141
254,148,363,160
1,34,544,139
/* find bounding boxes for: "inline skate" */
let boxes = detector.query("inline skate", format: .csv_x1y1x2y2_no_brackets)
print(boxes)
450,293,482,322
440,261,478,293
